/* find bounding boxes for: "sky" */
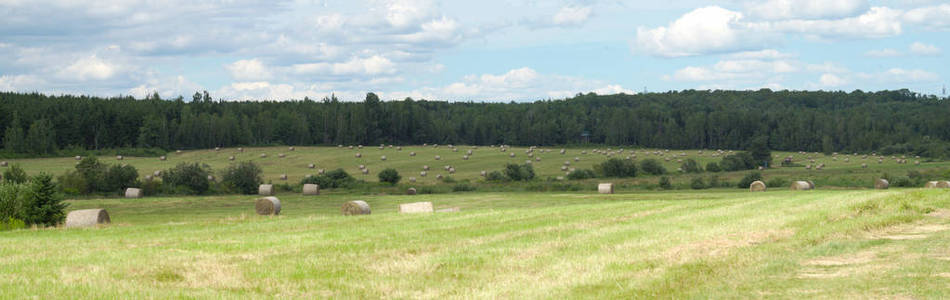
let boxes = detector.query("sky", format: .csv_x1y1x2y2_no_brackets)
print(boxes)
0,0,948,101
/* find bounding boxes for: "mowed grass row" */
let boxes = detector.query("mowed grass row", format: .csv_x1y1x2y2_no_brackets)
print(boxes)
3,146,946,186
2,189,950,298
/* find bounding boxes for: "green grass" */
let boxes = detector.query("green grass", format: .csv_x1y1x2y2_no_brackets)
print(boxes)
2,146,947,188
2,188,950,298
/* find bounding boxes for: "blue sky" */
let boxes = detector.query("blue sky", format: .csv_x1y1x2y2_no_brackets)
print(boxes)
0,0,948,101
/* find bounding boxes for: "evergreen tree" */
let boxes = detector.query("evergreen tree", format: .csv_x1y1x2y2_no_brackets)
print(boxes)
3,113,24,153
23,173,67,227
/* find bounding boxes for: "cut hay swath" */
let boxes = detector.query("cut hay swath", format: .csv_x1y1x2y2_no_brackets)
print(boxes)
64,209,110,228
342,200,371,215
255,197,281,215
399,201,434,214
749,181,766,192
303,184,319,195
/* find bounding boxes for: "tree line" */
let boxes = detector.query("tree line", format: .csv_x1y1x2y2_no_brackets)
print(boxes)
1,89,948,157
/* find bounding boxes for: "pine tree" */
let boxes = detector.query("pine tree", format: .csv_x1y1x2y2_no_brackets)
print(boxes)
23,174,67,227
3,113,24,153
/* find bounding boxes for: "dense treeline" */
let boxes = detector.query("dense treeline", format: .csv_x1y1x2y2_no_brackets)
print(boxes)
1,89,948,157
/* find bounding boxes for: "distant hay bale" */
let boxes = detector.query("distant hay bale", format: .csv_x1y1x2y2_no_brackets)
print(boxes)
159,156,167,161
407,187,417,195
308,163,315,169
939,181,950,188
467,150,473,155
381,155,387,161
355,153,362,158
176,150,182,154
214,147,220,151
444,165,451,171
598,183,614,194
480,170,487,177
116,155,124,160
463,155,469,160
229,156,235,161
749,181,766,192
362,169,369,175
260,153,268,158
509,153,515,158
434,155,441,160
144,175,153,181
436,174,443,180
915,161,921,165
207,175,215,181
449,168,455,174
278,153,286,158
125,188,142,198
303,184,320,195
925,181,939,188
861,163,868,169
410,152,416,156
258,184,274,195
420,171,427,177
397,146,402,151
399,201,434,214
348,145,354,149
409,177,416,182
153,170,161,177
575,157,580,161
535,157,541,162
359,164,366,170
255,197,281,215
75,156,82,160
422,165,430,171
280,174,288,180
238,147,244,152
561,166,568,171
790,181,812,191
65,209,110,228
560,149,566,154
874,179,889,189
342,200,371,216
289,146,295,151
318,169,325,174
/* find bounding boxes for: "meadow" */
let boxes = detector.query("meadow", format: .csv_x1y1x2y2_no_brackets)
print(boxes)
1,189,949,298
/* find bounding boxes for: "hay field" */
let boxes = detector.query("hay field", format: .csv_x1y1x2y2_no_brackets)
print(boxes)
2,189,950,298
2,146,944,186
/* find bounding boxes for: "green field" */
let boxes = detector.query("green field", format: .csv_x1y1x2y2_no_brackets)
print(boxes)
2,189,950,298
2,146,946,188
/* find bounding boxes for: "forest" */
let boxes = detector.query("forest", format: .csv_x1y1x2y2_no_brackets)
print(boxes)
1,89,948,158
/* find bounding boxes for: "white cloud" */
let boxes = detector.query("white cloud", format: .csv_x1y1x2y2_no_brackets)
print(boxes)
909,42,941,56
748,0,869,20
552,6,592,26
772,7,903,39
225,59,272,81
592,84,635,95
58,55,118,81
904,4,950,30
668,59,798,82
0,75,44,92
384,0,435,29
866,48,902,57
292,55,396,76
727,49,795,60
876,68,939,82
636,6,768,57
127,74,202,99
819,73,847,87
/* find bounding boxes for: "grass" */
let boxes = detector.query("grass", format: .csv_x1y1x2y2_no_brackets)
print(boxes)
2,146,947,188
2,188,950,298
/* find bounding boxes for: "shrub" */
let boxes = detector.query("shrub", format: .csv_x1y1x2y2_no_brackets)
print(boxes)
57,170,87,195
452,183,476,192
0,183,26,223
708,175,721,188
690,177,706,189
504,163,535,181
221,161,263,194
721,152,756,172
595,158,638,178
747,136,772,167
75,156,105,193
705,162,722,173
302,168,354,189
22,174,67,227
102,164,139,193
378,168,401,185
737,172,763,189
567,169,597,180
440,176,456,183
3,164,28,184
0,217,25,231
681,159,703,173
640,159,667,175
766,177,788,188
485,171,507,182
659,176,672,190
163,162,212,195
893,176,914,187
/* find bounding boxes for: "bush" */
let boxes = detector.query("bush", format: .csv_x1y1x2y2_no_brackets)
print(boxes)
378,168,401,185
640,159,667,175
766,177,788,189
22,174,67,227
75,156,105,193
567,169,597,180
162,162,212,195
102,164,139,193
893,176,914,187
690,177,706,189
440,176,456,183
721,152,756,171
57,170,87,195
681,159,703,173
452,183,476,192
659,176,672,190
705,162,722,173
504,163,535,181
0,183,26,224
302,168,354,189
485,171,507,182
595,158,638,178
221,161,263,194
737,172,763,189
708,175,721,188
0,217,25,231
3,164,28,184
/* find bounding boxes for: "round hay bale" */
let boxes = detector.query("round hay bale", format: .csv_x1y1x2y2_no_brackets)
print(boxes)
214,147,221,151
560,149,566,154
255,197,281,215
410,151,416,156
925,181,939,188
397,146,402,151
278,153,286,158
303,184,320,195
749,181,766,192
359,164,366,170
116,155,124,160
348,145,354,149
444,165,451,171
229,156,235,161
463,155,469,160
434,155,441,160
436,174,443,180
153,170,161,177
75,156,82,160
260,153,268,158
420,171,427,177
407,187,417,195
207,175,215,181
318,169,326,174
65,209,110,228
915,161,921,165
124,188,142,198
422,165,430,171
480,170,487,177
342,200,371,216
144,175,153,181
939,181,950,188
598,183,614,194
238,147,244,152
790,181,812,191
280,174,288,180
409,177,416,182
381,155,387,161
449,168,456,174
355,153,362,158
308,163,315,169
575,157,580,161
874,179,889,189
289,146,295,151
358,145,363,149
561,166,568,171
362,169,369,175
258,184,274,195
176,150,182,154
861,163,868,169
509,153,515,158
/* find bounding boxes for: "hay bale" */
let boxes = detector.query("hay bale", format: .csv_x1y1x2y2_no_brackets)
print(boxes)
260,153,268,158
229,156,235,161
342,200,371,215
303,184,320,195
509,153,515,158
409,151,416,156
790,181,812,190
381,155,387,161
925,181,939,188
308,163,315,169
124,188,142,198
280,174,288,180
153,170,161,177
116,155,124,160
749,181,766,192
278,153,286,158
64,209,110,228
176,150,182,154
436,174,443,180
214,147,221,151
434,155,441,160
874,179,889,189
598,183,614,194
359,164,366,170
423,165,430,171
480,170,487,177
407,187,417,195
258,184,274,195
939,181,950,188
289,146,295,151
409,177,416,182
399,201,434,214
238,147,244,152
362,169,369,175
420,171,427,177
861,163,868,169
355,153,362,158
449,168,456,174
574,157,580,161
255,197,281,215
318,169,326,174
144,175,153,181
207,175,215,181
75,156,82,160
463,155,469,160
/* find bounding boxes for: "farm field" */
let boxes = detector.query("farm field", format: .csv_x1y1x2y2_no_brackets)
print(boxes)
2,189,950,298
3,146,946,188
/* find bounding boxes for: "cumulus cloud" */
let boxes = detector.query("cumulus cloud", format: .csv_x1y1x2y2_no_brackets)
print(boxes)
772,6,903,39
668,58,798,82
552,6,592,26
58,55,118,81
636,6,769,57
904,4,950,30
390,67,634,101
819,73,847,87
909,42,941,56
226,59,272,81
292,55,396,77
747,0,869,20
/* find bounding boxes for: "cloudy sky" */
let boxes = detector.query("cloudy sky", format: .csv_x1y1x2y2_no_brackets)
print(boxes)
0,0,948,101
